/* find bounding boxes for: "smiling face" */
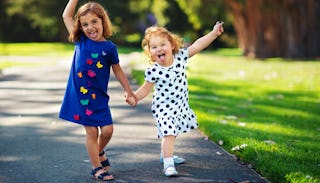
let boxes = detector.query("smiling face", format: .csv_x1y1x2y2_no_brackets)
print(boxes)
79,12,105,41
149,35,175,67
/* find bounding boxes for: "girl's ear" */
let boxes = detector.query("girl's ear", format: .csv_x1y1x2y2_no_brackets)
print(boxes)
171,43,176,51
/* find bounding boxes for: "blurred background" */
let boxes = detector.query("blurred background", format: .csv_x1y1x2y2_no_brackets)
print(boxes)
0,0,319,59
1,1,319,182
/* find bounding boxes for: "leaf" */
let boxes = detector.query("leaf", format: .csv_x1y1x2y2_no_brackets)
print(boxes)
218,140,224,145
231,144,248,151
264,140,276,145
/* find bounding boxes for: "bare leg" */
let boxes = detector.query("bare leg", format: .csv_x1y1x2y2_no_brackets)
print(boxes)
162,135,178,176
84,125,114,180
162,135,175,158
98,125,113,153
84,126,100,168
98,125,113,163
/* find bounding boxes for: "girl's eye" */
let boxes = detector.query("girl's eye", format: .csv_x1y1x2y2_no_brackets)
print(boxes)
82,23,88,28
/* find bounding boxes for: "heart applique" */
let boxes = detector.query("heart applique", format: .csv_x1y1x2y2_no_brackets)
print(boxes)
96,61,103,69
77,72,83,78
80,86,88,94
91,53,99,58
86,59,93,65
80,99,89,106
85,109,93,116
87,70,96,78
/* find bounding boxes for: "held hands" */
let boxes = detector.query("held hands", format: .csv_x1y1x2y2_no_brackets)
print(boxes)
213,21,224,36
125,92,137,107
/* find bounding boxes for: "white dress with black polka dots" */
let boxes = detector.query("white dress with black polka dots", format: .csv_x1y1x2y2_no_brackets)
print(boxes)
145,49,198,138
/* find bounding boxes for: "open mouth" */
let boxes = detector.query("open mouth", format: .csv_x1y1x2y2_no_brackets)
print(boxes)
158,53,165,61
89,32,97,38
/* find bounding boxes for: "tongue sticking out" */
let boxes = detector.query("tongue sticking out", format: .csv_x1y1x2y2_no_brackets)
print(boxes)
159,55,165,62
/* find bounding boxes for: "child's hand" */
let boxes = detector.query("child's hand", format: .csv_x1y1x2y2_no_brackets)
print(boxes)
126,96,137,106
213,21,224,36
125,93,137,107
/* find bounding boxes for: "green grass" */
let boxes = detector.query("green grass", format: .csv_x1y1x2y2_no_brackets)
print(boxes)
0,42,74,56
0,43,75,69
0,43,140,69
0,42,140,56
131,50,320,183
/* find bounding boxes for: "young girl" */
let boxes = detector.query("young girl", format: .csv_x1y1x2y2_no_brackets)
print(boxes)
59,0,136,181
131,22,224,177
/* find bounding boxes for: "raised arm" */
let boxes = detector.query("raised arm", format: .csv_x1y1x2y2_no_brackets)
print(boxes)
188,21,224,58
62,0,79,34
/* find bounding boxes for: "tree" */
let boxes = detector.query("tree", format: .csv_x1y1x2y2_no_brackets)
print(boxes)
226,0,320,59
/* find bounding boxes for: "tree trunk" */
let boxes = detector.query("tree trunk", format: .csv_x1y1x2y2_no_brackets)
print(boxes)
226,0,320,59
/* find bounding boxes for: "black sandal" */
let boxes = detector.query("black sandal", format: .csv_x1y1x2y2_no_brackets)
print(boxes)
99,150,110,169
90,166,114,181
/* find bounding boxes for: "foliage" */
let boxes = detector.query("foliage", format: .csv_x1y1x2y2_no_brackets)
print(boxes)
4,0,66,41
131,49,320,183
0,0,234,48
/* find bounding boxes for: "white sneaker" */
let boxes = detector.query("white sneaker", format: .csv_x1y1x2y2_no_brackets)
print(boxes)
163,166,179,177
160,155,186,164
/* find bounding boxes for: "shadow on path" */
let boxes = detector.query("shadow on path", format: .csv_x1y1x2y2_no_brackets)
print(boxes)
0,58,269,183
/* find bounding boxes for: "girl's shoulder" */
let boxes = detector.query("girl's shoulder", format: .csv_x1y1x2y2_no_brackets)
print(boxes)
146,63,158,71
174,48,188,62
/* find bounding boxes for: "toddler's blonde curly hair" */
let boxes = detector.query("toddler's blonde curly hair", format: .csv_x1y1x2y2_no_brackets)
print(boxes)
141,26,184,64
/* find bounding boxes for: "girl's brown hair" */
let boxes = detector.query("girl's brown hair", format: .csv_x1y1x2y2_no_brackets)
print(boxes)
141,26,184,64
69,2,113,42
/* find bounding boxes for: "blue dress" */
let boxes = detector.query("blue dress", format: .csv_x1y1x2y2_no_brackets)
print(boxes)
59,35,119,126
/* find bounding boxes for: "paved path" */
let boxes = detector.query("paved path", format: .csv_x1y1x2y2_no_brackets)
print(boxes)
0,56,269,183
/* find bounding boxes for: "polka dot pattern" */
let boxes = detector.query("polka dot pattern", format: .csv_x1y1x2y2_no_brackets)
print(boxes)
145,49,198,138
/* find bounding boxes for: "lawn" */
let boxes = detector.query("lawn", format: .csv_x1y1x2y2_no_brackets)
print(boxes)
0,43,139,69
131,49,320,183
0,42,139,56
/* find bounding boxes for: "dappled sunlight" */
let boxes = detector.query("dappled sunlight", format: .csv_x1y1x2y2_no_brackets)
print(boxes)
182,54,320,182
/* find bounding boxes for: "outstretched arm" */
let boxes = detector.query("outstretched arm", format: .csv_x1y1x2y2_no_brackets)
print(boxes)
188,21,224,58
134,81,154,102
62,0,78,34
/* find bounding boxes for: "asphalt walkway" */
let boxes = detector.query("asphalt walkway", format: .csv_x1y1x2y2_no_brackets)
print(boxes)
0,56,269,183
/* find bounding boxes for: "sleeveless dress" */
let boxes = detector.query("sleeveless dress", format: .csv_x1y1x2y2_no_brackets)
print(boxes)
145,49,198,138
59,35,119,126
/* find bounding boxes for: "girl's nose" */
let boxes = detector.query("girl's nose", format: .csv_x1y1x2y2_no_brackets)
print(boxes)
87,23,93,30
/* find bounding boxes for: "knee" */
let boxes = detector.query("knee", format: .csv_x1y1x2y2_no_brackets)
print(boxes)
100,125,113,138
84,126,99,139
163,135,176,141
